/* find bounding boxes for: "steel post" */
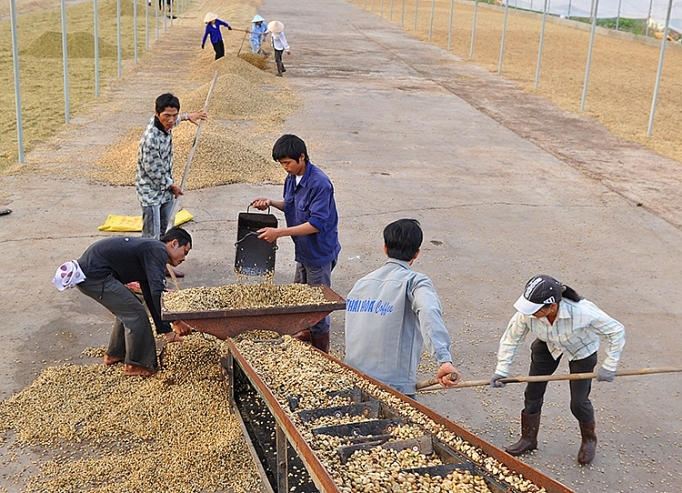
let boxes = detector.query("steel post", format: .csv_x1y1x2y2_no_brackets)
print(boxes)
9,0,24,163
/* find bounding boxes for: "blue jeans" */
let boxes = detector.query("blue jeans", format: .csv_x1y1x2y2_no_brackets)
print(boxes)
142,200,173,239
294,260,336,335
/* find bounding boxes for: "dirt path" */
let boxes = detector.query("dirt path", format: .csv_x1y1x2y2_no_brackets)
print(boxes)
2,0,682,491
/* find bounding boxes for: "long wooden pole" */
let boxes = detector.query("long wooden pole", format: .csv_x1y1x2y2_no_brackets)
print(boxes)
168,71,219,227
416,366,682,392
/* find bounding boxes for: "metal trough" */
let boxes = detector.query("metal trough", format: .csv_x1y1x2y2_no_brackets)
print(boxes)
161,285,346,340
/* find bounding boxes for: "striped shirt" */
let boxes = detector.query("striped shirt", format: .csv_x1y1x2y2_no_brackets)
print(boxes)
135,116,179,207
495,298,626,376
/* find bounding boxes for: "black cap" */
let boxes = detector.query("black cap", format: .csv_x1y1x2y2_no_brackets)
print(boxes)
514,275,562,315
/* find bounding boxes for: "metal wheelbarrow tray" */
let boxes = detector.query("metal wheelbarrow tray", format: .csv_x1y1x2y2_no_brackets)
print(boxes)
161,285,346,340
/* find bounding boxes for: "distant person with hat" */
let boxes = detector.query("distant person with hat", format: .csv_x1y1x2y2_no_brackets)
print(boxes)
267,20,290,76
250,14,268,55
489,274,626,465
201,12,232,60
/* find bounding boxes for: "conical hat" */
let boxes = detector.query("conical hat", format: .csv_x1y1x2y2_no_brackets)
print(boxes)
267,20,284,33
251,14,265,23
203,12,218,23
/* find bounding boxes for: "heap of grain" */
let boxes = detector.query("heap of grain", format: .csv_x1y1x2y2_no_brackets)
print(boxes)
163,282,333,312
91,65,298,188
231,335,546,493
0,335,262,493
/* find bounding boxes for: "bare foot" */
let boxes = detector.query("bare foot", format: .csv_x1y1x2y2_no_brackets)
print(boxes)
104,355,125,365
124,364,157,377
165,332,184,343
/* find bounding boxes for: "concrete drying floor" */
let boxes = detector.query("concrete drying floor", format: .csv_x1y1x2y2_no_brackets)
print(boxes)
1,0,681,491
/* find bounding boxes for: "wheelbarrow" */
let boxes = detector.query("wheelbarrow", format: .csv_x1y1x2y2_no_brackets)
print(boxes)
234,206,278,276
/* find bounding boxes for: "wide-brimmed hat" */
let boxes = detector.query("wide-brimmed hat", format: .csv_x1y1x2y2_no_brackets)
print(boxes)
251,14,265,23
267,20,284,33
513,274,563,315
203,12,218,23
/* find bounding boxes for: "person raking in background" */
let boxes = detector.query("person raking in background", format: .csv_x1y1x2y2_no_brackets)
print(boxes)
489,274,626,465
136,93,206,278
267,20,290,76
51,227,194,377
344,219,461,399
251,134,341,353
201,12,232,60
250,14,268,55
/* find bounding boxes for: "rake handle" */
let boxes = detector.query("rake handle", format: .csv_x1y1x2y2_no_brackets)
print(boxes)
416,366,682,391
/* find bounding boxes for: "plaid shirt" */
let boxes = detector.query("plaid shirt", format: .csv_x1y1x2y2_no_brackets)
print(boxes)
135,116,179,207
495,298,626,376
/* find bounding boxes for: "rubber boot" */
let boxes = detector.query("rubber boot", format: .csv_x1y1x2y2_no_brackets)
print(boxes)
276,61,283,76
310,332,330,353
505,411,541,456
577,420,597,465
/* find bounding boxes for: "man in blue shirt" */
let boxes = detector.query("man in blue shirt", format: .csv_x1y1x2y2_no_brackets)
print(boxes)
252,134,341,353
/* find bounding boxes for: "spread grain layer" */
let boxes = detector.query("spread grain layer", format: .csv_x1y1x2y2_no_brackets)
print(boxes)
162,282,334,312
232,335,546,493
0,336,262,493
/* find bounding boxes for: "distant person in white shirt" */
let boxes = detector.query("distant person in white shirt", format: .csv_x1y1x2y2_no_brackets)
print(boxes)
490,274,626,465
267,20,290,76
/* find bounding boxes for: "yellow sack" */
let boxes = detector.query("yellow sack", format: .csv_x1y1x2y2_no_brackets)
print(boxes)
98,209,194,232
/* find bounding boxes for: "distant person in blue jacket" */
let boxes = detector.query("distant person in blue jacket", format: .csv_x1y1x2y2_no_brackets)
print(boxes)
250,14,268,55
201,12,231,60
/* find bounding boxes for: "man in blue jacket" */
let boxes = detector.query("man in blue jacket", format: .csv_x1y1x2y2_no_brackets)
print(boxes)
344,219,460,398
252,134,341,353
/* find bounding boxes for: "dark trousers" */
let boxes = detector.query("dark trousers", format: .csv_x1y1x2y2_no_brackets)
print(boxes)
213,40,225,60
274,49,285,73
524,339,597,423
77,276,158,369
294,259,336,335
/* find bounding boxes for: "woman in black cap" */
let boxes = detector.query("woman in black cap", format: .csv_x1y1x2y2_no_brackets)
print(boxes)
489,274,626,465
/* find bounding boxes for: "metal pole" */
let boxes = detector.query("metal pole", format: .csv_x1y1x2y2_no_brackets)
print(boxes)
371,0,375,11
498,0,510,74
164,0,167,32
390,0,394,20
381,0,384,16
535,0,548,88
469,0,479,60
401,0,406,26
616,0,622,30
447,0,454,50
9,0,24,163
156,0,159,39
567,0,572,18
94,0,100,97
134,0,138,63
145,0,149,50
117,0,122,78
414,0,419,32
647,0,673,136
645,0,654,37
170,0,173,26
60,0,70,123
580,0,599,111
428,0,435,40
